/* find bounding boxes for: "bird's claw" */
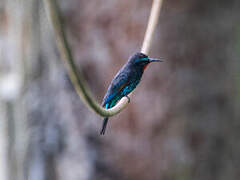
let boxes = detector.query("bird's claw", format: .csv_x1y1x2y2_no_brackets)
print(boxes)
125,95,130,103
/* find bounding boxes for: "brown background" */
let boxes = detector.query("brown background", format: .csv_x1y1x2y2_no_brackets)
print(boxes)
0,0,240,180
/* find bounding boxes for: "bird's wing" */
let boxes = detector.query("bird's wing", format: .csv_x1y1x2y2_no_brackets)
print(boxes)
102,70,130,107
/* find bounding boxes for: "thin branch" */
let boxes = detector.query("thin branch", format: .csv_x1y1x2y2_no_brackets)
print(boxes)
142,0,163,54
43,0,163,117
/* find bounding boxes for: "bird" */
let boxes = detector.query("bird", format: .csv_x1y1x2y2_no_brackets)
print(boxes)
100,52,163,135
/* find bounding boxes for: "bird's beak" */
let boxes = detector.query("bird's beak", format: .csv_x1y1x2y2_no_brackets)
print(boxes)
149,58,163,63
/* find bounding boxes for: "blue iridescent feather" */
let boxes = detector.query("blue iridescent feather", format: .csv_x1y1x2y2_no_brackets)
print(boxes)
100,52,162,135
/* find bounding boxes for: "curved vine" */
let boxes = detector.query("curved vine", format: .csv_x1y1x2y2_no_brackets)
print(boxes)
43,0,163,117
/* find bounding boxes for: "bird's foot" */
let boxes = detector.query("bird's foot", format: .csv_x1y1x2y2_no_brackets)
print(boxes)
125,95,130,103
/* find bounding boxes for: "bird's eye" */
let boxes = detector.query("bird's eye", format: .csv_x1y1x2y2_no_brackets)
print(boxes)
136,58,148,65
141,58,148,61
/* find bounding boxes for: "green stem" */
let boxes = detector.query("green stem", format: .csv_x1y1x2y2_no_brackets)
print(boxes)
43,0,163,117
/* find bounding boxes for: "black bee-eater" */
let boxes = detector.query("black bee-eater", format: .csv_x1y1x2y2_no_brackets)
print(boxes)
100,52,163,135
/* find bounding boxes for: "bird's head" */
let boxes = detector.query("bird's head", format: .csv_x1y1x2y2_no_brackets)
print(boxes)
129,52,163,70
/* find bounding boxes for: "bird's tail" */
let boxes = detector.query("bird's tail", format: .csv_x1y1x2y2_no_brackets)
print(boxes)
100,117,109,135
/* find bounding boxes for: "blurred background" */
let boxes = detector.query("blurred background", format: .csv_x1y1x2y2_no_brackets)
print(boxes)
0,0,240,180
